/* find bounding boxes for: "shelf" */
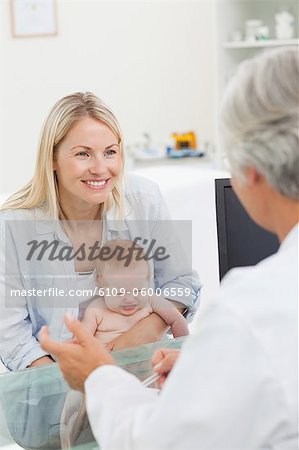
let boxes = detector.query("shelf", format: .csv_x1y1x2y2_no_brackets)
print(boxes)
132,155,213,168
223,38,299,49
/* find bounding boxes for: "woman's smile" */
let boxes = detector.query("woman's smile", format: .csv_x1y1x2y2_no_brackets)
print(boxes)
81,178,111,190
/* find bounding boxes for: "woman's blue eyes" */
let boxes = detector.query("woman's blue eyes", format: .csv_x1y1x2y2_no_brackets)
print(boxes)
105,149,117,156
76,149,117,157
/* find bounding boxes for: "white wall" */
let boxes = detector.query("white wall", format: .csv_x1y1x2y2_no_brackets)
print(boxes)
0,0,216,194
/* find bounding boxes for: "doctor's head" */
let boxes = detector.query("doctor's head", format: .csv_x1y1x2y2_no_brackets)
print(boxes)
221,47,299,234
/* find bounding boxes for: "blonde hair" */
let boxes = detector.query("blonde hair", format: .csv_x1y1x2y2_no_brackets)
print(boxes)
1,92,125,218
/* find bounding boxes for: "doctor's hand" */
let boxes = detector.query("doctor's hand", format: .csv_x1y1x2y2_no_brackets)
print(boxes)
152,348,181,388
39,314,115,392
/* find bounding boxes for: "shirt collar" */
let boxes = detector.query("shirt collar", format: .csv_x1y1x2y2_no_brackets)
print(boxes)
34,207,129,237
105,207,129,232
279,222,299,253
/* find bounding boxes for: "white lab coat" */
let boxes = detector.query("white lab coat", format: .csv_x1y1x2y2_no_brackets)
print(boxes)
85,224,298,450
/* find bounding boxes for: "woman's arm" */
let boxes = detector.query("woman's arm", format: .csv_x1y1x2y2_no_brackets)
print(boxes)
0,217,51,370
150,295,189,337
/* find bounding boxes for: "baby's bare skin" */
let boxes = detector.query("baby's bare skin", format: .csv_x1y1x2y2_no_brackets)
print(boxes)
82,296,153,345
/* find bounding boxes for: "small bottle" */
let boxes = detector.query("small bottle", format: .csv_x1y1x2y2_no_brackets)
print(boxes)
275,7,295,40
257,25,270,41
245,20,263,42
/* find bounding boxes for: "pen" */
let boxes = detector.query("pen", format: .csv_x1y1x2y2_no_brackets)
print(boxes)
142,372,161,387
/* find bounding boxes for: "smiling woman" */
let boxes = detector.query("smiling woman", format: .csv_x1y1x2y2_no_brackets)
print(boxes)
53,118,122,220
2,93,125,220
0,92,201,373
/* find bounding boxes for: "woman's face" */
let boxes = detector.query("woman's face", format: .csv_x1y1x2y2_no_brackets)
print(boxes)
53,117,122,210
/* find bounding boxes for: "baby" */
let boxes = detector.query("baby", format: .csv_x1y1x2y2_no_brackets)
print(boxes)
60,240,189,448
82,239,189,344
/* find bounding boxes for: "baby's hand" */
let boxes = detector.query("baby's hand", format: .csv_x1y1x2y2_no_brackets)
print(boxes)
151,348,180,388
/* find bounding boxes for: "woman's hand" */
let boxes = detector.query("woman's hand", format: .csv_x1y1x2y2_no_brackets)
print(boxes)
106,312,169,351
151,348,181,388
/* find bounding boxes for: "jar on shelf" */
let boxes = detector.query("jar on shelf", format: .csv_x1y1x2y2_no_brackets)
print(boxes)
275,8,295,40
245,20,263,42
258,26,270,40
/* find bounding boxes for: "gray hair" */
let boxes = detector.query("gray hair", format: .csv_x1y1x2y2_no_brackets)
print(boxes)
220,47,299,200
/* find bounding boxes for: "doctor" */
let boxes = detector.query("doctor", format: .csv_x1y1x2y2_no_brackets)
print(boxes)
40,47,299,449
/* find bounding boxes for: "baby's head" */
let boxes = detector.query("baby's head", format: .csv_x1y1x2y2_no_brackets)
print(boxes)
95,240,150,315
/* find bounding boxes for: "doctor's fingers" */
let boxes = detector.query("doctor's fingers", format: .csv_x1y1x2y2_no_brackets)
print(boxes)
39,325,68,357
64,317,112,363
58,359,86,391
152,349,180,373
64,313,94,345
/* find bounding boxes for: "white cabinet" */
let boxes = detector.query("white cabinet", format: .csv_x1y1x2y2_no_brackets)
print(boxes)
214,0,299,168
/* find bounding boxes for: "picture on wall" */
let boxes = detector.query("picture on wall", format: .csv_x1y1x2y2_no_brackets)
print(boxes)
11,0,57,38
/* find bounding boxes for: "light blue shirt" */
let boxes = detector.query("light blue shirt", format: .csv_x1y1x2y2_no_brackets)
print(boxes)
0,174,201,371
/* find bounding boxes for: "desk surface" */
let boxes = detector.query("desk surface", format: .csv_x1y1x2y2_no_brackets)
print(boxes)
0,338,185,450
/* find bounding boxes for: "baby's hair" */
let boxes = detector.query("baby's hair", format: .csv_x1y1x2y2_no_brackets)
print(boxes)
95,239,150,278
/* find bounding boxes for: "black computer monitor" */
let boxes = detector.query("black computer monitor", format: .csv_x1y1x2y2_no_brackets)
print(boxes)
215,178,280,280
